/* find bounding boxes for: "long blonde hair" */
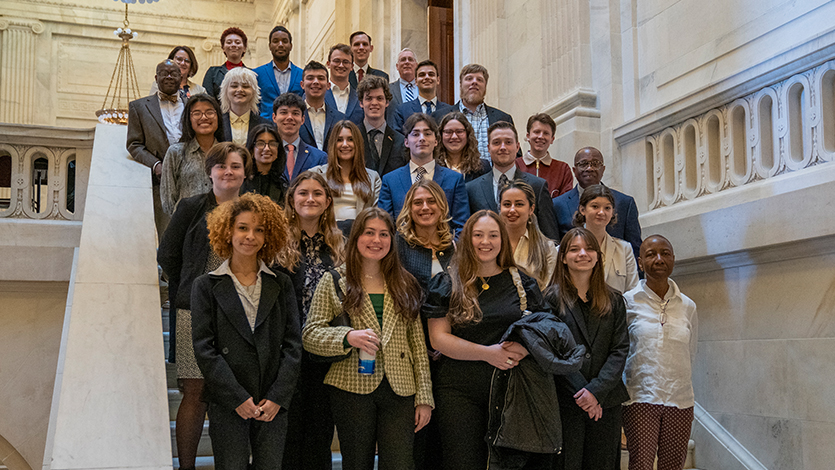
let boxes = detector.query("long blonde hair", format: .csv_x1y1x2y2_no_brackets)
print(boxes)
395,179,453,251
499,180,552,285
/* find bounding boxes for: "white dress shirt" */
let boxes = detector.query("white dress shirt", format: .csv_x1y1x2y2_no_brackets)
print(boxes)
306,101,327,149
158,94,184,145
492,165,517,202
330,82,350,114
409,159,436,184
623,279,698,408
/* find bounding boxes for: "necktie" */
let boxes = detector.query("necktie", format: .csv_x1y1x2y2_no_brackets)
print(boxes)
497,174,509,202
404,83,416,102
357,68,364,83
368,129,382,163
286,144,296,178
424,101,434,114
415,166,427,183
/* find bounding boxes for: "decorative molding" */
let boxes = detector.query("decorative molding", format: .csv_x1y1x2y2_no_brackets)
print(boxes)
693,403,769,470
0,17,45,34
541,88,600,126
13,0,243,26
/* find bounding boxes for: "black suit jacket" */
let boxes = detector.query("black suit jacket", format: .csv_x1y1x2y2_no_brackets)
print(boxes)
299,104,346,151
466,170,560,240
127,94,171,176
546,289,629,409
552,185,642,260
361,125,407,177
432,101,514,126
349,66,390,89
221,111,270,143
202,65,229,102
393,98,454,133
191,268,302,411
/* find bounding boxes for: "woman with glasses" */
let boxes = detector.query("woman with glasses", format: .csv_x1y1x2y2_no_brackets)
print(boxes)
219,67,269,146
436,112,491,182
160,94,225,215
150,46,205,100
243,123,288,205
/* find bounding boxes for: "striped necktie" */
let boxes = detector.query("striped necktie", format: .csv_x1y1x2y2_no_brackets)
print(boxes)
404,83,416,102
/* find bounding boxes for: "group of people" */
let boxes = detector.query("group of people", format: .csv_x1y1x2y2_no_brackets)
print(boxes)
127,23,698,470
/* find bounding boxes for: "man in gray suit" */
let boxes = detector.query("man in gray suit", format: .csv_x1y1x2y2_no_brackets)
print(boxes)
386,48,418,127
127,60,184,234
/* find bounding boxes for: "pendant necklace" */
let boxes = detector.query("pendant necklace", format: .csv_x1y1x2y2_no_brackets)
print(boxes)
479,275,490,290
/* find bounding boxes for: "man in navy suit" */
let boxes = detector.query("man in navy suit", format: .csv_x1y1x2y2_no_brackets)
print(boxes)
357,75,407,177
298,61,345,151
325,44,364,125
552,146,642,259
393,60,453,133
379,113,470,233
273,92,327,182
254,26,304,120
348,31,389,89
432,64,516,158
466,121,561,240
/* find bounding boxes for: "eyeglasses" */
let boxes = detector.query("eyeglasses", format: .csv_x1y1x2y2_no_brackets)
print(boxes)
254,141,279,150
329,59,352,67
158,71,180,78
576,160,604,170
173,57,191,64
442,129,466,137
190,110,217,119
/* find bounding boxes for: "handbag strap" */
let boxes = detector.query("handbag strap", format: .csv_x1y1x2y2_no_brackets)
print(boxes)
509,267,528,313
329,268,344,302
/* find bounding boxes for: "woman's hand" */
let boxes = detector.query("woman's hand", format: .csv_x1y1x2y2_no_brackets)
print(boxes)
346,329,380,356
235,397,260,420
501,341,529,360
484,343,525,370
414,404,432,432
255,399,281,422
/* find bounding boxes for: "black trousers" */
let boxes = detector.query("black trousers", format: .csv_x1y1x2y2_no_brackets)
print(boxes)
488,446,555,470
283,354,335,470
413,358,443,470
433,359,495,470
330,377,415,470
207,402,288,470
555,402,622,470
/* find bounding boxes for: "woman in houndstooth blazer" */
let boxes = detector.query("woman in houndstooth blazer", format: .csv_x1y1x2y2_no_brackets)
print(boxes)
303,207,434,470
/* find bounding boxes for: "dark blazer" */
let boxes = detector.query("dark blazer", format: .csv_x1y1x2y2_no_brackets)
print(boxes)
552,185,642,260
254,61,305,119
324,88,364,126
299,103,346,151
349,66,389,89
202,65,229,102
379,164,470,233
393,98,454,133
458,158,493,183
385,79,407,128
361,125,407,177
432,101,514,127
191,268,302,412
127,94,171,175
466,170,560,240
395,233,455,292
546,289,629,409
286,139,328,181
221,111,270,143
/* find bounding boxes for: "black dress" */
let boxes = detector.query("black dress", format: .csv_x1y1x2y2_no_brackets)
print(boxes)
422,270,546,470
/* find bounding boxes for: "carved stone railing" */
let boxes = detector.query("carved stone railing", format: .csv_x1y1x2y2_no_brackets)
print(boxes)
645,60,835,210
0,124,94,221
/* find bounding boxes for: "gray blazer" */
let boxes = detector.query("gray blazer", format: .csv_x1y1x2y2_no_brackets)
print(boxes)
127,94,172,175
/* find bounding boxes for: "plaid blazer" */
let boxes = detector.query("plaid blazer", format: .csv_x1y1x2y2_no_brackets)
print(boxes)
302,269,434,408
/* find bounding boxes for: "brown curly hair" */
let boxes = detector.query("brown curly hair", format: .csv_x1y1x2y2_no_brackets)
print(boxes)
206,193,288,263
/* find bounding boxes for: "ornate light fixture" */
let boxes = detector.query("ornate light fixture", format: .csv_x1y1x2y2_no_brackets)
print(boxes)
96,2,151,124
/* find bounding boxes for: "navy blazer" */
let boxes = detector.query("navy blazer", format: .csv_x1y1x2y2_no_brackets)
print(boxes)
254,61,305,119
379,164,470,233
393,99,454,133
361,124,407,177
299,103,345,151
466,170,560,241
221,111,269,143
191,268,302,412
349,66,389,89
325,88,364,126
552,185,642,260
285,140,327,181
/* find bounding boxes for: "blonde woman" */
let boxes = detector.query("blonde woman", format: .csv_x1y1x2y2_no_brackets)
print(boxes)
219,66,268,146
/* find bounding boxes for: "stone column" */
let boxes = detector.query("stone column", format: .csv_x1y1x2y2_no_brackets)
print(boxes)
0,18,44,125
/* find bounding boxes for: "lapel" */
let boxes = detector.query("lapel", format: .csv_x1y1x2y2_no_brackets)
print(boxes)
213,276,255,346
479,174,498,211
485,105,497,125
361,127,375,169
567,302,592,346
349,70,358,89
222,113,233,141
302,109,315,145
391,81,403,104
380,292,397,347
265,63,280,93
324,106,338,142
293,141,311,179
586,310,602,345
254,272,278,330
290,65,303,93
397,165,413,197
379,127,396,172
143,96,167,135
345,89,359,118
432,164,446,187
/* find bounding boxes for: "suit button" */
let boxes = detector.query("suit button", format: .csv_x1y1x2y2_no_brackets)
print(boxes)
222,347,229,354
585,353,591,359
401,352,405,359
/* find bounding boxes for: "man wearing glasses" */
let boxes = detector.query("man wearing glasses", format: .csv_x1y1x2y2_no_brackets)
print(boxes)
552,146,642,259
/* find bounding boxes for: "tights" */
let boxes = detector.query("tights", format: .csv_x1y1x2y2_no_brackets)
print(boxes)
176,378,208,470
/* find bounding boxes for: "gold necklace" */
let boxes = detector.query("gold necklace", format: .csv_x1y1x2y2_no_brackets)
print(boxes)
479,275,490,290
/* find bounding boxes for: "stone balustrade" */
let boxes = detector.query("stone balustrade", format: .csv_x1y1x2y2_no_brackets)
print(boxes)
645,60,835,211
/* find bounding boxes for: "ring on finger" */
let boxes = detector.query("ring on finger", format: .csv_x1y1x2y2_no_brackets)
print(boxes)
506,359,513,365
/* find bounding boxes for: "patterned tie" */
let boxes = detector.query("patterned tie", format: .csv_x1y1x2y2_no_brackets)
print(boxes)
357,68,364,83
415,166,427,184
404,83,416,102
286,144,296,178
497,174,509,202
158,91,178,103
424,101,434,114
368,129,382,163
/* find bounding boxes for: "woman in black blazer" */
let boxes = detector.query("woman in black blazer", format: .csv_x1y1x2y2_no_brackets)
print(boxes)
157,142,251,470
219,67,269,146
394,179,455,470
191,192,302,469
243,123,288,205
203,27,248,102
545,227,630,470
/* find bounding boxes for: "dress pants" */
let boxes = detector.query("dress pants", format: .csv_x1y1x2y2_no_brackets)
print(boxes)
488,446,555,470
207,402,288,470
556,402,622,470
330,377,415,470
283,354,335,470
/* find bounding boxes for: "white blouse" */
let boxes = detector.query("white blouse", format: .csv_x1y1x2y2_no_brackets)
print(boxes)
513,229,558,291
623,279,698,408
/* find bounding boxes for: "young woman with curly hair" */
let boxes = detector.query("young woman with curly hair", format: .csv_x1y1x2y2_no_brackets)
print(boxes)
191,192,302,469
303,207,433,470
436,111,491,182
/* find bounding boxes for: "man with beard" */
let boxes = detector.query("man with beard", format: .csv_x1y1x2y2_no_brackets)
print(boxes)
127,59,184,234
255,26,304,119
432,64,514,159
348,31,389,89
552,146,642,260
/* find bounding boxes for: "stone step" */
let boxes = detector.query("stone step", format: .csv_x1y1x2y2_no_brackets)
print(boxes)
170,421,213,458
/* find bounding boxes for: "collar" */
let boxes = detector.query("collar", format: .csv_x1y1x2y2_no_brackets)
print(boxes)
353,63,369,73
636,278,681,302
400,78,417,87
230,111,250,124
492,165,516,181
306,101,326,113
224,60,245,70
364,119,387,134
210,258,275,278
418,96,438,106
185,138,203,153
410,159,436,175
330,82,350,94
157,91,179,104
272,61,292,73
459,101,486,116
577,184,585,198
283,137,301,149
522,150,552,166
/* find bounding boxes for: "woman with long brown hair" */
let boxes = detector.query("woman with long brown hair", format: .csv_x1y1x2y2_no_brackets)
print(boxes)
436,112,491,182
303,208,433,470
278,171,345,470
545,227,629,470
423,210,547,470
311,120,381,234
